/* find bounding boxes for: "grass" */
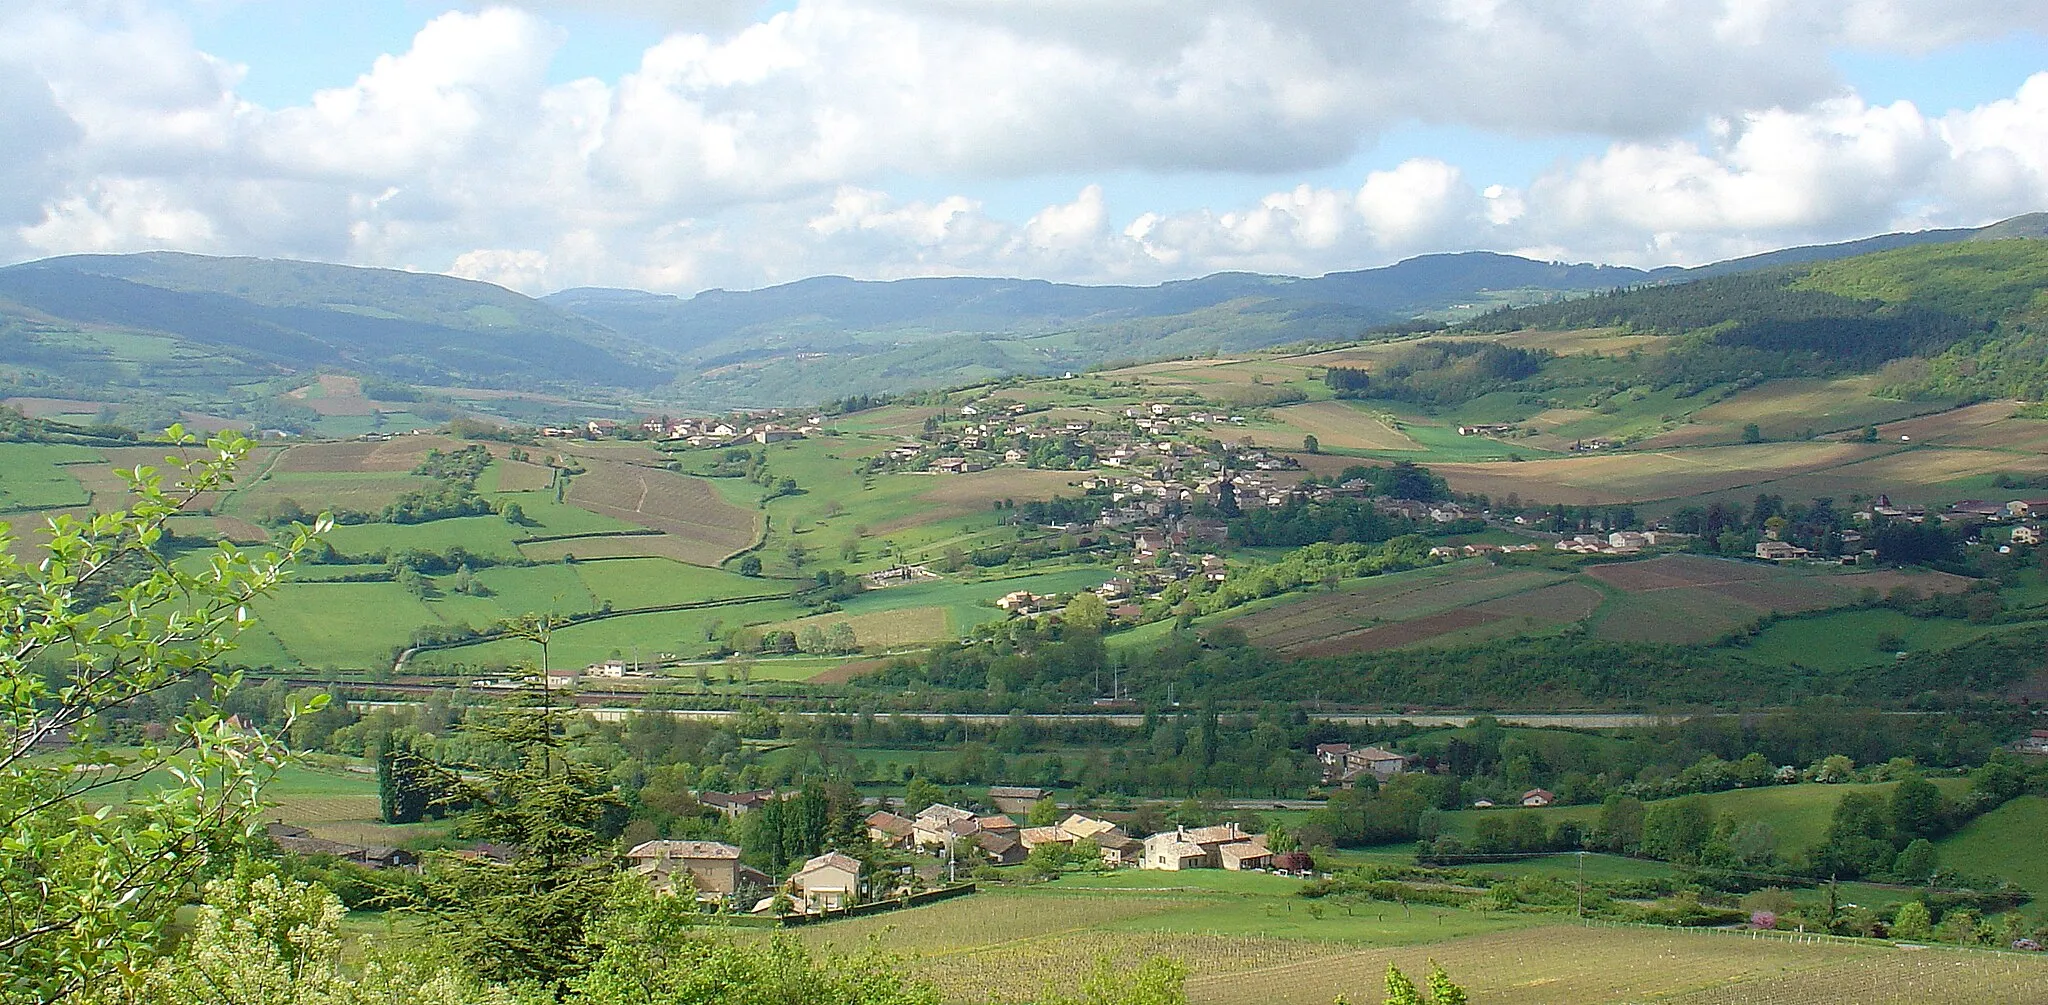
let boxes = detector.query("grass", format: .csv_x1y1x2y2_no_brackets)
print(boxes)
773,877,2048,1004
1741,609,2014,672
0,443,98,511
1937,795,2048,897
1437,781,1968,856
406,597,813,672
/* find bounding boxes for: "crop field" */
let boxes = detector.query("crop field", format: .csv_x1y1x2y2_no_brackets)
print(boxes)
1222,565,1572,654
232,469,440,520
758,606,949,649
284,375,395,417
1431,442,1886,506
269,435,469,473
562,459,761,566
1876,400,2023,444
1580,555,1971,645
1213,553,1982,654
1934,415,2048,453
1185,926,2048,1005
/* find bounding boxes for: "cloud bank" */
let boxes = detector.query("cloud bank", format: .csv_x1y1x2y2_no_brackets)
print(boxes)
2,2,2046,292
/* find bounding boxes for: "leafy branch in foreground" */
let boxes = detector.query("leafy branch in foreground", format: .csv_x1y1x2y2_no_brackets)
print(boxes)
1,428,327,1003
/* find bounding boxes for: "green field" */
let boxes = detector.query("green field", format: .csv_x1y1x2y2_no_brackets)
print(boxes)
0,444,98,511
776,874,2048,1004
1437,780,1969,858
1741,609,2015,671
1938,795,2048,898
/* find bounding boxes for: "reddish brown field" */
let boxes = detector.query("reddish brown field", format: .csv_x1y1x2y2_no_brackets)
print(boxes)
1289,608,1501,656
1473,581,1606,621
1584,554,1773,591
270,435,468,473
563,459,762,566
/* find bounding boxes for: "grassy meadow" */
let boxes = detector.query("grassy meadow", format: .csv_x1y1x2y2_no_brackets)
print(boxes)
773,872,2048,1005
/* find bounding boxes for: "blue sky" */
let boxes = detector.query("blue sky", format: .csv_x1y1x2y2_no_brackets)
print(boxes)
5,2,2047,293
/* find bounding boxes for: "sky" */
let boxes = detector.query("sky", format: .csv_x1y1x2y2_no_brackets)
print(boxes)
4,2,2048,296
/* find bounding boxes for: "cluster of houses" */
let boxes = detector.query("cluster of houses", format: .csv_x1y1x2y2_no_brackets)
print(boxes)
1755,494,2046,564
539,411,827,445
861,797,1146,867
1551,530,1691,556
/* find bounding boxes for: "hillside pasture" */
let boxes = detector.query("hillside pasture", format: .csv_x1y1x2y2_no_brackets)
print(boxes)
487,459,556,492
562,459,761,566
1743,609,2013,672
1431,442,1885,505
1937,795,2048,898
1249,401,1421,451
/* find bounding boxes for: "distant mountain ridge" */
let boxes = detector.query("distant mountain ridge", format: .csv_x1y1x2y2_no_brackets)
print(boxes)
1,215,2040,413
0,251,672,391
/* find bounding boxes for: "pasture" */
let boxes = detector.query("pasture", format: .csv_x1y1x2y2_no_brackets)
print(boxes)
1435,780,1967,856
773,874,2045,1005
1239,401,1421,452
1937,796,2048,899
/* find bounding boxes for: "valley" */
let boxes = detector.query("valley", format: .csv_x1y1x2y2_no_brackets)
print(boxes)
13,223,2048,1005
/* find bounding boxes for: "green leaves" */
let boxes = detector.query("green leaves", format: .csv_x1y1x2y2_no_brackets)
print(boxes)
2,431,325,1002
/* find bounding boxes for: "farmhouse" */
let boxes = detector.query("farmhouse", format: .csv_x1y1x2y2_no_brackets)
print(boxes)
865,810,916,849
1521,788,1557,807
1754,541,1810,561
698,789,777,817
1141,823,1269,870
625,840,767,901
1327,745,1411,785
986,785,1051,814
785,851,863,912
